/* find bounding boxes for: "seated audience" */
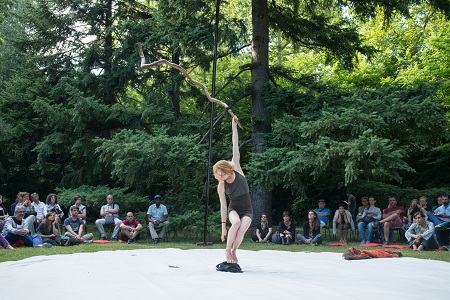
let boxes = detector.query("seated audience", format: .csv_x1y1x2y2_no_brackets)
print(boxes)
95,194,121,241
64,206,93,245
2,205,51,248
44,193,64,225
374,196,405,245
355,196,369,223
120,212,143,244
31,193,46,225
404,198,420,229
357,197,382,244
37,212,61,246
274,211,295,245
147,194,169,244
297,210,322,245
405,211,439,251
314,199,331,228
70,195,87,224
333,204,355,243
252,213,273,243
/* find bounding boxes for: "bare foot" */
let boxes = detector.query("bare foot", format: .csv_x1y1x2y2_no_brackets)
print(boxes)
225,250,233,263
231,249,238,264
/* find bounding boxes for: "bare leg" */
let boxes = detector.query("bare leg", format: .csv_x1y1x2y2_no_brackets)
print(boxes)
226,211,251,264
412,244,418,250
230,216,252,263
417,244,425,251
383,221,392,242
226,211,241,263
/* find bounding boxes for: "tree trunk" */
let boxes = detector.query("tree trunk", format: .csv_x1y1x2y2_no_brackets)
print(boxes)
251,0,272,225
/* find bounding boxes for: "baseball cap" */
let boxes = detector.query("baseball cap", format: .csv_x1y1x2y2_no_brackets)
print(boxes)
154,194,162,200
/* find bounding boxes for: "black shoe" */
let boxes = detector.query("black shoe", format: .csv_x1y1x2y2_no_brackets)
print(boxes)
153,238,159,244
101,236,107,240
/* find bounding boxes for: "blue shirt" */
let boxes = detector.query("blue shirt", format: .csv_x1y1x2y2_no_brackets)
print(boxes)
314,208,331,224
147,204,168,221
64,217,84,234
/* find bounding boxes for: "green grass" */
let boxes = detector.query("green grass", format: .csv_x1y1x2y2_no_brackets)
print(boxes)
1,239,449,263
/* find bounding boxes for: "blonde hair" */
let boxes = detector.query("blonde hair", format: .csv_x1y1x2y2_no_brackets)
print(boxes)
213,160,234,181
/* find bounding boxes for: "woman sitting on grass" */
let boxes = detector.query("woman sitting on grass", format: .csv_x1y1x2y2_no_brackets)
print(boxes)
405,211,439,251
297,210,322,245
37,212,61,246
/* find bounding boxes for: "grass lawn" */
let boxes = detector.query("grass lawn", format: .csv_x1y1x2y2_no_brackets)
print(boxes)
1,238,449,264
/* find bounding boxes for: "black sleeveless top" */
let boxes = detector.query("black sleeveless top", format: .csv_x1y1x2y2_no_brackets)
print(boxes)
224,171,253,219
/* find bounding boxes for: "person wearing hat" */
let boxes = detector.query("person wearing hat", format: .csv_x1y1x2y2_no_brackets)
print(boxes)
314,199,331,228
147,194,169,243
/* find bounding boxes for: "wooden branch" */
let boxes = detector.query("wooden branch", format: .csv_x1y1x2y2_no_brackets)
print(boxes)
137,42,242,128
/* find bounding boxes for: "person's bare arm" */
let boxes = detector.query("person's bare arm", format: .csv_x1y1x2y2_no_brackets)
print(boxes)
231,116,243,176
218,182,228,242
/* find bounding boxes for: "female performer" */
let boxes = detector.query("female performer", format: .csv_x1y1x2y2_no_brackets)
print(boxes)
213,116,253,264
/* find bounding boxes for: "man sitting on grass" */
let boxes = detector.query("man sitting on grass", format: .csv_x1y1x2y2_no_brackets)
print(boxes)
2,205,51,248
120,212,143,244
64,206,93,245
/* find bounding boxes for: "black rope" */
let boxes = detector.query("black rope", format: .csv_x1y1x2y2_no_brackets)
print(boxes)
202,0,221,246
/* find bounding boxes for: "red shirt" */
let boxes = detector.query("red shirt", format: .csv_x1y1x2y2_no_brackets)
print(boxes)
122,219,140,228
383,206,405,220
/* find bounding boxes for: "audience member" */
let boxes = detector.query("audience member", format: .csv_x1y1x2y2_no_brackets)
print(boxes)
0,194,8,232
70,196,87,224
426,193,450,245
37,212,61,246
120,212,143,244
355,196,369,223
147,194,169,244
252,213,273,243
333,204,355,243
64,206,93,245
431,196,443,213
297,210,322,245
417,196,430,220
1,233,14,249
373,196,405,245
343,191,356,220
404,199,420,229
357,197,382,244
31,193,46,225
2,205,51,248
274,211,295,245
10,192,37,234
314,199,331,228
405,211,439,251
44,193,64,225
95,194,121,241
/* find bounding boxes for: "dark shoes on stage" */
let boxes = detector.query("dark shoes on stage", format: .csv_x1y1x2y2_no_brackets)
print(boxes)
216,261,243,273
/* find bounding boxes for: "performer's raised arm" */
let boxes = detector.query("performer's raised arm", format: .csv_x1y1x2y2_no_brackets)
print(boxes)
231,116,243,176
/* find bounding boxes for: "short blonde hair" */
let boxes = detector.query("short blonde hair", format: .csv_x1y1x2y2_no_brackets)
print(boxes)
213,160,234,181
